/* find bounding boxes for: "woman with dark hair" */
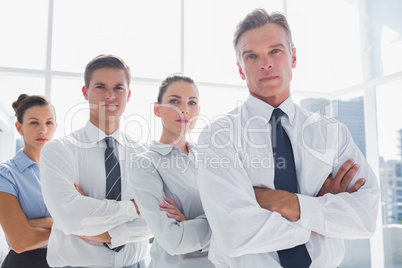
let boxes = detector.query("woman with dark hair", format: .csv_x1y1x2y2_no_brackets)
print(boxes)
0,94,57,268
130,73,214,268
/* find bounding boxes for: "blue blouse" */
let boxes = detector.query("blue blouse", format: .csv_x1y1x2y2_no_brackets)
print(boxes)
0,149,51,247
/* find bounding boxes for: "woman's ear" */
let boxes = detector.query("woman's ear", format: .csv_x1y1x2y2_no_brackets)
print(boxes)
15,121,23,136
154,102,161,117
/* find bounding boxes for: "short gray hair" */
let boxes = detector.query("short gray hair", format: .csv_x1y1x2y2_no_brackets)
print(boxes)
233,8,294,60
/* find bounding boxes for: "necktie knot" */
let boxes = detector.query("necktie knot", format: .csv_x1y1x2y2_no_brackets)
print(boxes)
105,137,113,148
271,108,284,122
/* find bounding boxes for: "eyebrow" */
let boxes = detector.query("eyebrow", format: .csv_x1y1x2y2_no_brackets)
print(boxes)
168,95,198,99
93,82,126,87
241,44,286,57
27,117,54,120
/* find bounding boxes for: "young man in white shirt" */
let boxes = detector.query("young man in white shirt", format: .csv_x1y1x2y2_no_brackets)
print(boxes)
196,9,380,268
40,55,152,268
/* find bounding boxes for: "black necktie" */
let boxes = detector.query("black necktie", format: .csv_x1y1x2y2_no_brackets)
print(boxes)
104,137,124,252
271,108,311,268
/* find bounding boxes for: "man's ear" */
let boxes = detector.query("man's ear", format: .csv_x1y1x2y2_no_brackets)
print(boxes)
15,121,23,136
154,102,161,117
291,47,297,68
127,89,131,102
237,62,246,80
82,86,89,100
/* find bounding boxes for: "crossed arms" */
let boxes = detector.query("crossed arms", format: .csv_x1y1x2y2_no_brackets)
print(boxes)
196,122,379,257
40,140,151,248
0,192,53,253
254,158,366,222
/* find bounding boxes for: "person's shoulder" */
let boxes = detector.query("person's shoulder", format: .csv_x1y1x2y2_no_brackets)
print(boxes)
0,164,17,193
136,149,160,162
198,106,246,147
121,133,148,152
128,149,161,180
139,142,171,160
205,105,245,131
0,158,16,180
296,104,340,125
42,135,69,151
42,128,85,156
295,104,351,141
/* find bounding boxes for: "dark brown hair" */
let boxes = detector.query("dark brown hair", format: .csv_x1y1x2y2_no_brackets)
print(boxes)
12,94,54,123
157,73,198,103
84,54,132,88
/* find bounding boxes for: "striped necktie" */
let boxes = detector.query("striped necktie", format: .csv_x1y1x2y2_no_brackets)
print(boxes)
104,137,124,252
105,137,121,201
271,108,312,268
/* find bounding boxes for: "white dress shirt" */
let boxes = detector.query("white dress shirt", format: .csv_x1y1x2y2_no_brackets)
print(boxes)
130,141,214,268
196,95,380,268
40,121,152,268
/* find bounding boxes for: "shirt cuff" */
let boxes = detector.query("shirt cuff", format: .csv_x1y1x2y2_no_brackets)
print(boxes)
108,201,140,248
289,222,311,246
296,194,324,230
108,216,149,248
120,200,139,217
80,200,138,227
108,223,130,248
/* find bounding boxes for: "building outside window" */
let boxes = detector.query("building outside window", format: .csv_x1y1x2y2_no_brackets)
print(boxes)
0,0,401,267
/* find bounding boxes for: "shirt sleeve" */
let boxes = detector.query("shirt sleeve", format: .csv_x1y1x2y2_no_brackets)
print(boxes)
106,215,152,248
40,140,140,237
196,124,310,258
130,155,211,255
297,123,380,239
0,166,18,197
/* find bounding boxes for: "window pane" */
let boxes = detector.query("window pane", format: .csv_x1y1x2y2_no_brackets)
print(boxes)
124,83,159,145
376,78,402,267
184,0,284,85
0,230,7,263
372,0,402,76
299,92,366,157
0,0,48,69
288,0,363,93
51,0,181,78
50,77,87,139
187,85,249,143
0,74,46,118
298,92,373,268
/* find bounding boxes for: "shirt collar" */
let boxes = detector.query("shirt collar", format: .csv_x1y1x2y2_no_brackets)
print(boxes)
14,149,37,173
246,95,295,126
150,141,194,156
83,121,126,146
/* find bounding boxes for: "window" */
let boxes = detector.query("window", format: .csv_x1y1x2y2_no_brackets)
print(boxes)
1,1,401,267
396,165,402,178
0,0,48,69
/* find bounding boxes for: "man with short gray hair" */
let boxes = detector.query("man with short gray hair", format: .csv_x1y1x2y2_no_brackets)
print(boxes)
197,8,379,268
